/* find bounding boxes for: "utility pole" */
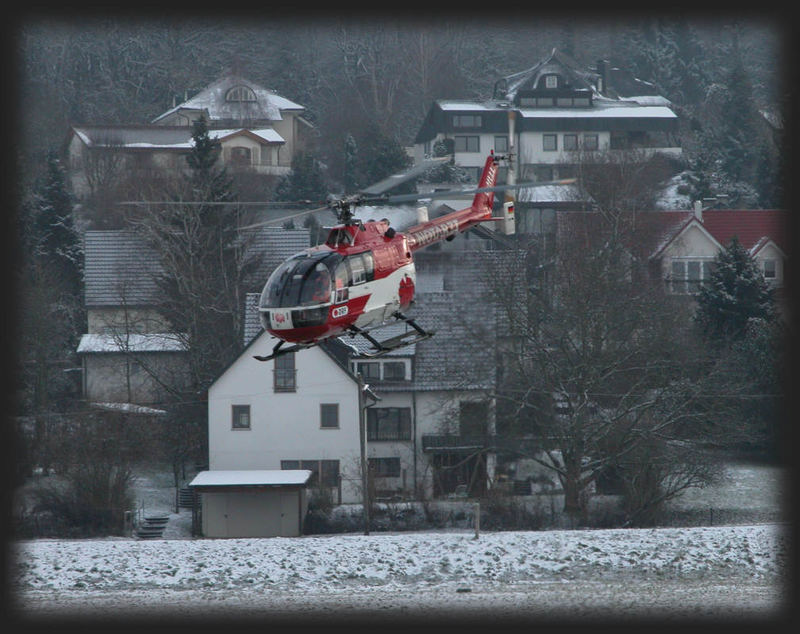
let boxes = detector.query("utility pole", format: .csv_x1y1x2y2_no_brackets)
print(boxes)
358,374,370,535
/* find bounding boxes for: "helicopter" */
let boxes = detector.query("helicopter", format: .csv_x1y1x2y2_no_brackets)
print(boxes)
252,151,574,362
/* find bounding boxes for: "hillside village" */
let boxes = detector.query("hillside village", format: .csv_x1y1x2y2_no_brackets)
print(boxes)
14,38,789,541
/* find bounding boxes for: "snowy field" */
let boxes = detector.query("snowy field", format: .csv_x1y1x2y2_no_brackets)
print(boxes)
11,523,790,625
9,462,792,626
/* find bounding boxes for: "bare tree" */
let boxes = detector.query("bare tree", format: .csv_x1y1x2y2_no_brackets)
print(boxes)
487,211,718,524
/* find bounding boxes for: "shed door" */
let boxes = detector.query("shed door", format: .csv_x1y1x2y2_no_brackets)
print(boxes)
279,492,298,536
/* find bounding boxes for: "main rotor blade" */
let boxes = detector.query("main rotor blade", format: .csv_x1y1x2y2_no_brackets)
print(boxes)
376,178,577,205
237,205,330,231
117,200,318,208
359,156,450,196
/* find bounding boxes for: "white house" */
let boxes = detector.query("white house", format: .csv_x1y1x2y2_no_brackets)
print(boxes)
414,49,680,185
205,248,518,509
208,332,364,504
650,207,788,298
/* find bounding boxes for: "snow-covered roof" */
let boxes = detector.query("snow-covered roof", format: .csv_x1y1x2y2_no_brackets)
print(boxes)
517,105,676,119
77,333,187,354
189,470,313,488
516,183,586,204
437,101,497,112
620,95,672,107
210,128,285,144
152,75,304,124
71,126,285,150
90,402,168,416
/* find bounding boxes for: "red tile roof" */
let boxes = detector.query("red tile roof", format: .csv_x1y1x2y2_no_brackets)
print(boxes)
557,209,789,260
698,210,788,254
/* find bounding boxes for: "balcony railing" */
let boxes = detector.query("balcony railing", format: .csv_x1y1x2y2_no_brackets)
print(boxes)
422,434,539,454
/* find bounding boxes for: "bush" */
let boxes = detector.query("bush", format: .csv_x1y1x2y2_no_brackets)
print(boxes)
24,465,135,537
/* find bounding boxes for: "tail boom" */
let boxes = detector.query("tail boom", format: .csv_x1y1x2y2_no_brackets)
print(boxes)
405,153,501,252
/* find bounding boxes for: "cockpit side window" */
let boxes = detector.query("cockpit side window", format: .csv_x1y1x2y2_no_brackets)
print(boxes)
349,255,366,285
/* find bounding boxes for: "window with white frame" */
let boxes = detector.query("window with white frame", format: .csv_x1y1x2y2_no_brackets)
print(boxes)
231,404,251,430
454,135,480,153
355,361,380,380
274,353,296,392
452,114,482,128
226,85,257,102
382,361,407,381
544,75,558,89
763,259,777,280
543,134,557,151
353,359,410,381
669,259,714,294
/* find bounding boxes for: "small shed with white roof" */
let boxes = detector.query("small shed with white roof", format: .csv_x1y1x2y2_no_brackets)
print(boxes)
189,469,313,538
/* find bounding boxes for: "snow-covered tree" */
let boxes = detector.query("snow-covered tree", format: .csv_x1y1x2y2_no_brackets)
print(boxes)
29,152,83,295
694,236,775,344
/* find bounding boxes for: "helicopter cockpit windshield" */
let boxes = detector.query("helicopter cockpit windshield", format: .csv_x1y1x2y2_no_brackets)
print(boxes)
260,251,343,311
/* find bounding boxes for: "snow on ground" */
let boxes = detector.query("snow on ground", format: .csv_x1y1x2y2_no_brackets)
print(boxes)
11,523,790,624
10,462,791,625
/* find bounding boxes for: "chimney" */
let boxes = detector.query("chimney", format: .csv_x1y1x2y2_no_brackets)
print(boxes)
693,200,703,222
596,59,609,93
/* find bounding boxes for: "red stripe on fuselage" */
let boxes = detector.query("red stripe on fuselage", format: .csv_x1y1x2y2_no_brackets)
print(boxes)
267,294,371,344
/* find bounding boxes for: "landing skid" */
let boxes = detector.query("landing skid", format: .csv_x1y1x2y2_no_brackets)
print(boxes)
346,311,434,358
254,312,434,362
253,340,315,362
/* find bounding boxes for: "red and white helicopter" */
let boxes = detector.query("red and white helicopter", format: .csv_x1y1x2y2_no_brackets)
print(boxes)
253,152,572,361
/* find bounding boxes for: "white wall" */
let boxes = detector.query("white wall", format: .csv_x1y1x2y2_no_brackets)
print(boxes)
208,332,499,503
208,332,363,501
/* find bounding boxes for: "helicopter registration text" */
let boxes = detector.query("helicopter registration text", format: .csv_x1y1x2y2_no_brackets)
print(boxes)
409,218,460,250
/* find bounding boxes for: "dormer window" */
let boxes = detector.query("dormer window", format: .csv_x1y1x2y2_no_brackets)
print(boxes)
225,85,257,102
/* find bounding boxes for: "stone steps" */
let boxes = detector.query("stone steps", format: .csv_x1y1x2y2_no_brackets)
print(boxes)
135,514,170,539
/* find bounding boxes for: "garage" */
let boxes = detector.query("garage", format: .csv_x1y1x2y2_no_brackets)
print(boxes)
189,470,312,538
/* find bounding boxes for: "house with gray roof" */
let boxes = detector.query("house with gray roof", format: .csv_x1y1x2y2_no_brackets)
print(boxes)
65,74,313,199
207,246,521,504
77,226,310,406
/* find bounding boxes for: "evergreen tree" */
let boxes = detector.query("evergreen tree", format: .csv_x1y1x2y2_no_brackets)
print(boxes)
357,126,413,193
30,151,83,295
274,151,329,202
694,237,775,344
419,139,472,185
716,38,761,184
